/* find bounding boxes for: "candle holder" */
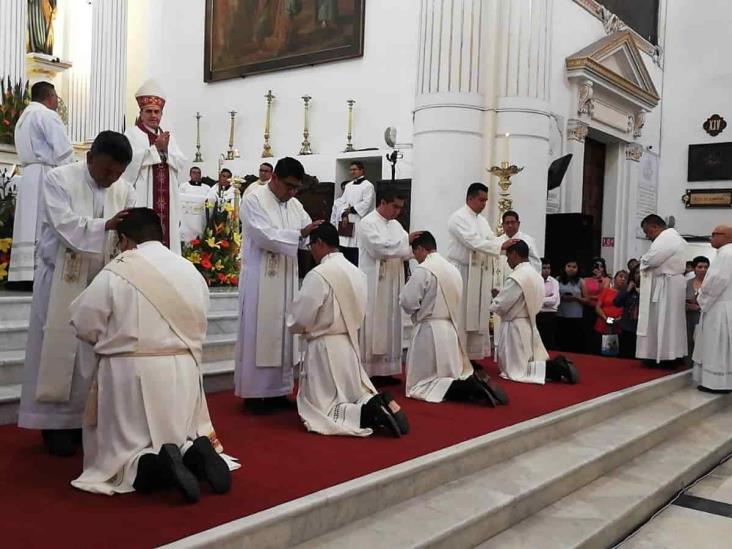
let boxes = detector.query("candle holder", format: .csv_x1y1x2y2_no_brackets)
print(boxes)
194,112,203,162
299,95,313,155
343,99,356,152
487,161,524,235
262,90,275,158
226,110,239,161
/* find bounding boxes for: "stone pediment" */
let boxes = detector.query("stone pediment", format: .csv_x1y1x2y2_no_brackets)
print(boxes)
566,30,659,110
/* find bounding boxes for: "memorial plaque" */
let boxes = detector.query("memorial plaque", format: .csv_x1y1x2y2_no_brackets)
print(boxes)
688,142,732,181
682,188,732,208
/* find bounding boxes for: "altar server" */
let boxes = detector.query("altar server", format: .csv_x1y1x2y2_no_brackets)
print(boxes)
17,131,136,456
8,81,73,284
206,168,236,205
235,157,323,415
287,223,408,437
693,226,732,392
637,214,688,367
401,232,508,406
490,240,578,385
330,161,375,265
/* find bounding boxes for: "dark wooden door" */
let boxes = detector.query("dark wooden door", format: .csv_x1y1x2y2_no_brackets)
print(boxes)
582,138,606,260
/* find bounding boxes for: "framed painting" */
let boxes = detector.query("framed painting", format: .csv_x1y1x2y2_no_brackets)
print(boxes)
204,0,366,82
688,142,732,181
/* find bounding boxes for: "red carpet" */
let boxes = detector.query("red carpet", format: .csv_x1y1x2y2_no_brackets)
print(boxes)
0,354,673,548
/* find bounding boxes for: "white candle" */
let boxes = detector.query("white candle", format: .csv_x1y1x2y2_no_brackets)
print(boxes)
503,132,511,163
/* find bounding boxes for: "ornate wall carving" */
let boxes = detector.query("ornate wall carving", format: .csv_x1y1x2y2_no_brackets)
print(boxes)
567,120,589,142
625,142,643,161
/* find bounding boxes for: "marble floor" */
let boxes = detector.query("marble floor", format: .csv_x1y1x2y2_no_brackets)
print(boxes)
620,455,732,548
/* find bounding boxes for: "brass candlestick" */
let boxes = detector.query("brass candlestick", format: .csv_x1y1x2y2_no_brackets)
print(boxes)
488,161,524,235
299,95,313,155
262,90,275,158
194,112,203,162
344,99,356,152
226,110,239,160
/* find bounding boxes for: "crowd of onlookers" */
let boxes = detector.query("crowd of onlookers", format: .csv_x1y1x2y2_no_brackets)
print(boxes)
536,254,710,359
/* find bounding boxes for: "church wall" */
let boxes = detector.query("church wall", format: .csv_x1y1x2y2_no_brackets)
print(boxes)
125,0,420,185
656,0,732,239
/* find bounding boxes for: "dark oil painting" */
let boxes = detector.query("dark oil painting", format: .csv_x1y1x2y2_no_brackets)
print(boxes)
204,0,365,82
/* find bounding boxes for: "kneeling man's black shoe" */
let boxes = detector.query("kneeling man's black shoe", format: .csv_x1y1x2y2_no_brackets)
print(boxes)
133,453,165,493
698,386,732,394
159,443,200,503
42,429,76,457
361,395,401,438
473,370,509,405
555,355,579,384
183,436,231,494
379,392,410,435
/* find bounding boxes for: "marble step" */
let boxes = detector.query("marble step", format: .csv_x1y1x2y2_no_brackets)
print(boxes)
295,385,726,549
162,372,692,549
478,398,732,549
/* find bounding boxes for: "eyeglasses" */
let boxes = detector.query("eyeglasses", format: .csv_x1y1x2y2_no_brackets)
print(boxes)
711,232,725,236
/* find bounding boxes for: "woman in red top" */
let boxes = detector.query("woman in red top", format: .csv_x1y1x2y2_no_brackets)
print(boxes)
593,270,628,354
581,257,611,353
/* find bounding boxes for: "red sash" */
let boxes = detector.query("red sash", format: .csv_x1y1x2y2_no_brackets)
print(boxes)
136,121,171,248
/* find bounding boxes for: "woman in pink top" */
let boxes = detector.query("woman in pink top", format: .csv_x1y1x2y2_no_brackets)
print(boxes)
581,257,611,354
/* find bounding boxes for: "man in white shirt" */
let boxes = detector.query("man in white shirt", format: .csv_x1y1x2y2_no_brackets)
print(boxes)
179,167,209,245
494,210,542,294
537,257,560,349
330,161,375,266
206,168,236,205
179,166,208,197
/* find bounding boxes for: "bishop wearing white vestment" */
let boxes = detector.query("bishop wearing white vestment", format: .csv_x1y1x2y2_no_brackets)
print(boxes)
693,226,732,392
17,131,136,457
123,79,186,254
493,210,542,291
70,209,233,503
8,82,73,283
490,241,578,385
447,184,516,362
330,161,375,265
235,157,321,415
357,189,413,381
287,223,407,437
401,232,508,406
637,215,688,367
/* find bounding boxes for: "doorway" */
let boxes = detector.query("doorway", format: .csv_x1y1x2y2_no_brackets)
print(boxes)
582,137,606,260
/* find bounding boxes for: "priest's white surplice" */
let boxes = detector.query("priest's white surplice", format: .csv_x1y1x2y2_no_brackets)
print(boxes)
123,125,186,254
636,227,687,361
447,205,501,359
693,243,732,389
8,102,73,282
235,185,311,398
287,252,377,436
490,262,549,385
69,241,223,495
18,162,136,429
178,188,207,244
330,178,375,248
206,183,237,205
400,252,472,402
357,210,411,377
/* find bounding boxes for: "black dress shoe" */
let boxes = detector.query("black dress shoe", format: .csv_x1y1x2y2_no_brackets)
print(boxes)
697,386,732,394
555,355,579,384
133,453,165,493
183,437,231,494
69,428,83,445
41,429,76,457
379,392,410,435
361,395,401,438
470,360,485,372
158,444,200,503
370,375,402,387
472,370,509,405
272,396,297,410
244,398,281,415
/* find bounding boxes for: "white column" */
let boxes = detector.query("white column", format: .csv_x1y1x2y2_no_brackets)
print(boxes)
411,0,487,248
487,0,553,252
561,119,588,213
0,1,28,83
618,142,644,264
86,0,127,139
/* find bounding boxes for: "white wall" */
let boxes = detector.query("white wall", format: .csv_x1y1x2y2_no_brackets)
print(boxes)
126,0,419,183
656,0,732,239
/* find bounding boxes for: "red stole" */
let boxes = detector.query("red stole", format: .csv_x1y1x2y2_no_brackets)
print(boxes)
136,121,171,248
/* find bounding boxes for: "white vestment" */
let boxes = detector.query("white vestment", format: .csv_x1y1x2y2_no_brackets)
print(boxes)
178,181,209,197
178,188,207,244
242,179,269,198
206,183,237,205
447,205,501,359
693,243,732,389
123,125,186,255
287,252,377,436
69,241,228,495
493,230,542,289
330,178,375,248
18,162,136,429
357,210,411,377
490,262,549,385
400,253,472,402
8,102,73,282
235,185,311,398
636,228,688,361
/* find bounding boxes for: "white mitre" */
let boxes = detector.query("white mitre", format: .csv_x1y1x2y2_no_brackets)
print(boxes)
135,78,166,109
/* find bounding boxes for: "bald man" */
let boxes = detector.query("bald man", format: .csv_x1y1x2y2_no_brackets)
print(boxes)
693,226,732,393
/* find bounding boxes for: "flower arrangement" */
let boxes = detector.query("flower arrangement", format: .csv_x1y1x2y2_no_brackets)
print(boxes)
0,168,17,282
0,77,31,145
182,193,241,287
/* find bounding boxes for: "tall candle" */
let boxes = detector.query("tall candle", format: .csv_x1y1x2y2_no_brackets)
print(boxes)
503,132,511,163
